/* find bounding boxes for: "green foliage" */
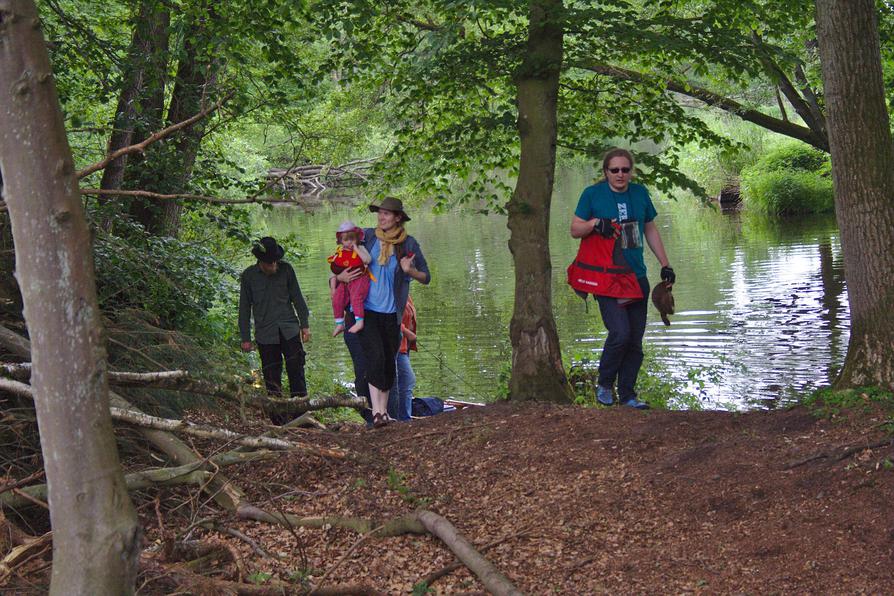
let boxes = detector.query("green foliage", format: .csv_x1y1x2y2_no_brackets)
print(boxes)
740,142,834,215
565,345,703,411
803,386,894,419
247,571,272,585
386,468,431,507
93,217,238,332
412,581,435,596
750,142,830,174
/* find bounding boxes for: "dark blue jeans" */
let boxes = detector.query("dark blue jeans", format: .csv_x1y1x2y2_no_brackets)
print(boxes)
595,277,650,401
343,310,373,425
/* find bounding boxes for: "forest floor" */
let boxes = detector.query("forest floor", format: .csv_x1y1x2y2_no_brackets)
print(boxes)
6,399,894,594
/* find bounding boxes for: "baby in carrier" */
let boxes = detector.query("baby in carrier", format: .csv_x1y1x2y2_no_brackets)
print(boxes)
328,220,372,336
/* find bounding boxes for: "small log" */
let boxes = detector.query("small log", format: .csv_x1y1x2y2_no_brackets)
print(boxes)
415,510,523,596
0,325,247,512
236,504,426,537
109,406,296,450
1,450,280,509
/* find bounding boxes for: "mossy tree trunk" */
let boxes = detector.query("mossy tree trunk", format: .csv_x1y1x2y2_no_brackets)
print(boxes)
815,0,894,391
506,0,571,402
0,1,141,592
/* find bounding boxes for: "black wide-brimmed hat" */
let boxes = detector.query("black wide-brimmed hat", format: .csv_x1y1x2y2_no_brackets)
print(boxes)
368,196,411,222
251,237,285,263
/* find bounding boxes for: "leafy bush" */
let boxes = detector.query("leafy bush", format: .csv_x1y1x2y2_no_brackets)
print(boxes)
740,142,834,215
740,170,834,215
93,218,239,332
753,142,829,174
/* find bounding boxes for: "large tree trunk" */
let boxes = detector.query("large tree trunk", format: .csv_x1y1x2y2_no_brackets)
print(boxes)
99,0,170,192
155,3,221,236
0,1,141,592
815,0,894,390
506,0,571,402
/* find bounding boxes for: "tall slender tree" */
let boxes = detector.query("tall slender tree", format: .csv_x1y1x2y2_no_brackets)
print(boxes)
507,0,571,401
815,0,894,390
0,1,140,592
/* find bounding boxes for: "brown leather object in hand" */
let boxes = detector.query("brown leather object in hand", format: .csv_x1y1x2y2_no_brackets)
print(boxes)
651,280,675,326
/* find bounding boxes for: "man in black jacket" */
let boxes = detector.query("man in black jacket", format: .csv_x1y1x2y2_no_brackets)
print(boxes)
238,237,311,418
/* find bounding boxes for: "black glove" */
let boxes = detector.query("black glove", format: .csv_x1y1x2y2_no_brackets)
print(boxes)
593,218,615,238
660,266,676,284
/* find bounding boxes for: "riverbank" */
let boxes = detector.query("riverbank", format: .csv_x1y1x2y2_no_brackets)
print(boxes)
126,400,894,593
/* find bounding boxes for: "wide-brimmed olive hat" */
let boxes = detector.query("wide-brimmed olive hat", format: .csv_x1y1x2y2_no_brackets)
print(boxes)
368,197,411,222
251,236,285,263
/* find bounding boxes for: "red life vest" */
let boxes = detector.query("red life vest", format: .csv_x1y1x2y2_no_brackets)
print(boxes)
567,231,643,300
328,247,365,274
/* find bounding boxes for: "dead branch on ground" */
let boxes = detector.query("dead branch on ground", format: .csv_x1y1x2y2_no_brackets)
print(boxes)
0,376,348,455
784,438,894,469
0,324,247,512
415,509,523,596
0,531,51,584
419,526,532,587
1,451,280,510
236,504,426,537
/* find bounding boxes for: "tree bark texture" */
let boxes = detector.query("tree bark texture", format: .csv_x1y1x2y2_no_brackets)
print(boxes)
507,0,571,402
99,0,170,192
155,1,220,236
0,1,141,592
815,0,894,390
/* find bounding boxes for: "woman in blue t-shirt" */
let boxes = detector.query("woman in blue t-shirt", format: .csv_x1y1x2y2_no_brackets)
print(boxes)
570,148,676,409
335,197,430,427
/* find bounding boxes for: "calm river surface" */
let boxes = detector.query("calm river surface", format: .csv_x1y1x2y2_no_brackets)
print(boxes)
261,168,849,410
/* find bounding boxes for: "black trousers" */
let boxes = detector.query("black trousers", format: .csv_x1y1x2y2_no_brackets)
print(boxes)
257,331,306,397
359,310,401,391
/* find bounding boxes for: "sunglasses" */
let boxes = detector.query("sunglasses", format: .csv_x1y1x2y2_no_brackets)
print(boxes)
608,167,631,174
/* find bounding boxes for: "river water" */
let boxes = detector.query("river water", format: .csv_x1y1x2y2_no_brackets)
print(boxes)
261,167,849,410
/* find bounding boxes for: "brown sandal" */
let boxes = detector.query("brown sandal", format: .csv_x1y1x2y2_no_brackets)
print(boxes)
372,413,389,428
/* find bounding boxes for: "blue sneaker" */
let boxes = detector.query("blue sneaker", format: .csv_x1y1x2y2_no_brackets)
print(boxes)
596,386,614,406
620,397,650,410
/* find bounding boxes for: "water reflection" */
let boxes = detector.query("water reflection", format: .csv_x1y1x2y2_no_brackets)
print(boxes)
261,169,849,410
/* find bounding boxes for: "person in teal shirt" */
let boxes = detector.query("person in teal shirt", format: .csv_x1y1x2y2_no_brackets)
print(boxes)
570,148,675,409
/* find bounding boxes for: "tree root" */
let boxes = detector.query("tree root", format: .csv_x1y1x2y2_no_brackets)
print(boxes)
415,510,523,596
784,438,893,469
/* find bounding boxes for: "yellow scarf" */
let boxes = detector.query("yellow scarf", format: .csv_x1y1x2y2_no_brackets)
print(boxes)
375,226,407,265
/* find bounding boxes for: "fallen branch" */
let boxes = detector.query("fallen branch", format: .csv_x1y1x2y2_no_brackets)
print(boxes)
1,450,281,510
196,520,281,561
109,406,297,450
0,469,45,495
236,504,426,537
0,324,247,512
419,526,531,587
784,438,894,469
0,531,52,584
415,509,523,596
0,377,347,455
1,362,365,415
